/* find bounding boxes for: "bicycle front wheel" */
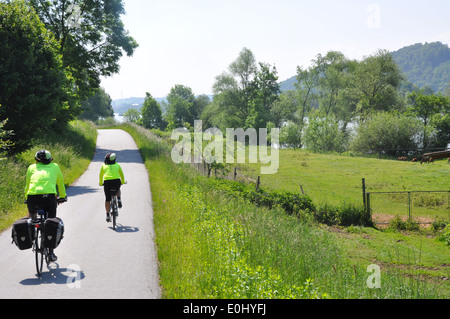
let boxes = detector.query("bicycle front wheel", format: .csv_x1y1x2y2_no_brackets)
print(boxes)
112,206,117,230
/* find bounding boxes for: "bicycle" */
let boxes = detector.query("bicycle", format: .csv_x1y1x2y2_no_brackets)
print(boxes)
27,198,67,277
109,188,119,230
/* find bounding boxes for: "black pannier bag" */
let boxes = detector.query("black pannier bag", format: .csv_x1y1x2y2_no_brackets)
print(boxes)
11,218,35,250
43,217,64,249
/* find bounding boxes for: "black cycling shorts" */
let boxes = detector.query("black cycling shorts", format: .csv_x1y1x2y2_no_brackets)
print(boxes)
27,194,57,219
104,179,122,202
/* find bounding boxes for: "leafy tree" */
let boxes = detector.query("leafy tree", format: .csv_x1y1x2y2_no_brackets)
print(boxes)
192,95,210,122
0,0,77,153
141,93,163,130
432,113,450,148
270,90,299,128
79,88,113,122
303,110,346,153
351,112,420,157
408,88,449,149
248,62,280,128
0,117,13,156
279,121,302,149
200,96,233,131
123,108,141,124
294,64,320,128
213,48,257,128
313,51,349,116
212,48,279,130
165,85,195,129
29,0,138,99
353,50,403,120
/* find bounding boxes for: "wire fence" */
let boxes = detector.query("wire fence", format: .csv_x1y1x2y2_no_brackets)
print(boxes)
366,190,450,226
176,145,450,227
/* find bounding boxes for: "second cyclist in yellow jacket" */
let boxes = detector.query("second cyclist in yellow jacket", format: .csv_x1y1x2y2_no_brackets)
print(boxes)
99,153,126,222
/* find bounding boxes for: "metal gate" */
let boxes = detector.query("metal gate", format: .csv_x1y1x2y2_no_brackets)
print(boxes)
365,190,450,225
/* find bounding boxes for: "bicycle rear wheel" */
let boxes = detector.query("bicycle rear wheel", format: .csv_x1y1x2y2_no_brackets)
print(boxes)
35,228,44,277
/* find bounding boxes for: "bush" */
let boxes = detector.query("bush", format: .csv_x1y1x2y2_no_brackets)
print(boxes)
437,224,450,246
207,178,316,218
304,111,347,153
351,112,420,157
389,215,420,231
252,190,316,216
314,203,372,227
314,204,339,225
431,218,449,232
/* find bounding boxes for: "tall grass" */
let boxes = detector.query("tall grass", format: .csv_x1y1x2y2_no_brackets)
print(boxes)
0,120,97,231
121,123,440,299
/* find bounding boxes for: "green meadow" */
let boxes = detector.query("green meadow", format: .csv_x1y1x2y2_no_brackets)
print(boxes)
239,149,450,222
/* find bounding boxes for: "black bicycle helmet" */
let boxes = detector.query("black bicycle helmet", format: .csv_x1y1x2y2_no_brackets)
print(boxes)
35,150,53,165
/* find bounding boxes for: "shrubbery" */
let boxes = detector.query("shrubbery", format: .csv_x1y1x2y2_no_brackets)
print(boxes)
206,179,315,215
206,178,372,227
388,215,420,231
314,203,373,227
440,225,450,246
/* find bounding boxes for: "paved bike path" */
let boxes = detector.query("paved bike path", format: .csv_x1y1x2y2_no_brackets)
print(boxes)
0,129,161,299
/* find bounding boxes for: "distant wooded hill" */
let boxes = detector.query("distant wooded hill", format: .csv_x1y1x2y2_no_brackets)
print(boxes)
392,42,450,93
280,41,450,93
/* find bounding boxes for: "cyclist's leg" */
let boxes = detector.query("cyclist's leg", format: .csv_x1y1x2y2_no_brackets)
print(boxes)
26,195,39,220
113,179,123,208
44,195,57,219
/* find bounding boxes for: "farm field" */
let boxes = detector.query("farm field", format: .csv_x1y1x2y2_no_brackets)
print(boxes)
238,149,450,222
239,149,449,296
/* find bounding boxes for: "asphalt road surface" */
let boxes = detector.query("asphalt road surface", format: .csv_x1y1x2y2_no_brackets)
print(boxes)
0,129,161,299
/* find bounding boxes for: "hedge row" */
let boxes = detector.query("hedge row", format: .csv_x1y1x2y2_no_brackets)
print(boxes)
205,178,373,227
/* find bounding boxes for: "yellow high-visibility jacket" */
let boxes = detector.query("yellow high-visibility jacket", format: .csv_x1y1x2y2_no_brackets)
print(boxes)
25,162,66,198
99,163,125,185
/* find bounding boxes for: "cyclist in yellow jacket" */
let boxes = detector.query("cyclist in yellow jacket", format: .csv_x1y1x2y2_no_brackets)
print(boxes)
25,150,67,262
99,153,126,222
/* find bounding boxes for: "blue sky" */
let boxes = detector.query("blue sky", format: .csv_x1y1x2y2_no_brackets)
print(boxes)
100,0,450,100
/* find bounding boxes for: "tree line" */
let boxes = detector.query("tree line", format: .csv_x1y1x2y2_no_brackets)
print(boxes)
1,0,448,157
125,47,449,157
0,0,137,154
